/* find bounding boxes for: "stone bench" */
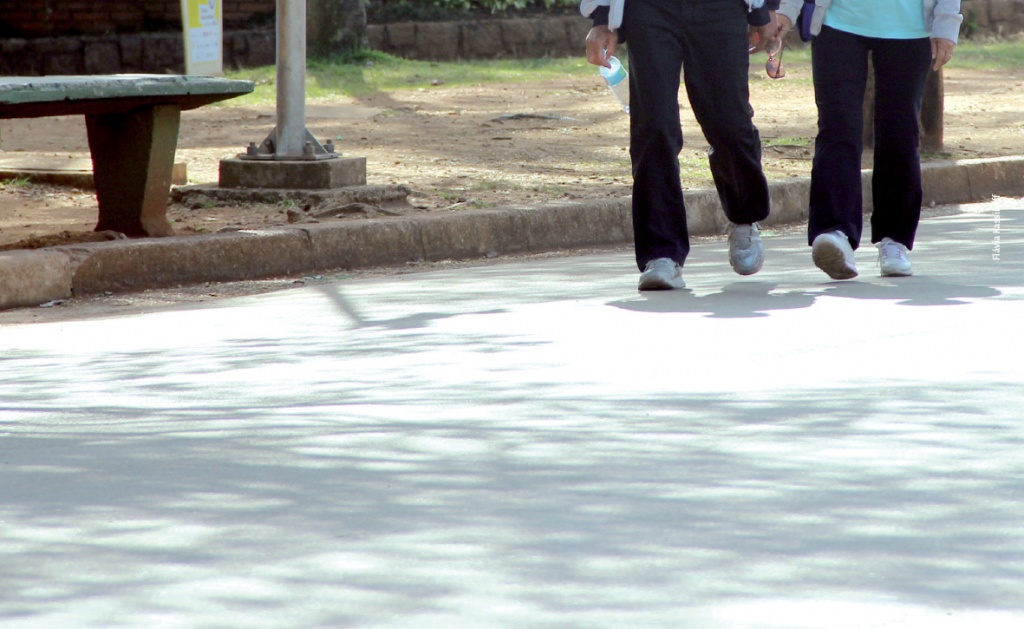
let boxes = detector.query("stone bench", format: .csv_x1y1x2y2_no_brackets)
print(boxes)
0,74,253,237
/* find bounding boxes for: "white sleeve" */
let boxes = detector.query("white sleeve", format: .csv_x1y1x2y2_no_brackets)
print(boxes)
931,0,963,43
580,0,611,19
581,0,625,30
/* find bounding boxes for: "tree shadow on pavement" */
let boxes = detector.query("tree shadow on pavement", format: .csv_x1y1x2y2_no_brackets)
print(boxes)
2,350,1023,625
609,282,819,319
608,276,1003,319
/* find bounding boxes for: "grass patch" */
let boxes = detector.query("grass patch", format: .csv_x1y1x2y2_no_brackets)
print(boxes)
678,153,713,188
761,38,1023,72
465,179,521,192
226,50,596,104
950,36,1024,70
763,136,814,148
750,37,1023,75
0,176,32,190
221,37,1019,107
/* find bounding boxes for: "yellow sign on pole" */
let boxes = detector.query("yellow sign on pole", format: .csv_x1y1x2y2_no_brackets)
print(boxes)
181,0,223,76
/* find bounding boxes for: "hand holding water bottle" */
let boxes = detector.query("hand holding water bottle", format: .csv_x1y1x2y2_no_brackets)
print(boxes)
584,25,629,112
585,24,618,67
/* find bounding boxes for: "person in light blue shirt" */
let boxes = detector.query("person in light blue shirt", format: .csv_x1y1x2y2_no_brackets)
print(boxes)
776,0,963,279
824,1,930,39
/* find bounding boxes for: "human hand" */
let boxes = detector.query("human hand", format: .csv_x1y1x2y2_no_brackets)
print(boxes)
748,11,779,53
931,37,955,71
777,14,794,34
586,26,618,68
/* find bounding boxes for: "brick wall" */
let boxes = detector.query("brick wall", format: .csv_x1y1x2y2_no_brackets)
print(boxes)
961,0,1024,35
1,1,1022,39
0,0,275,37
0,16,588,76
0,3,1021,75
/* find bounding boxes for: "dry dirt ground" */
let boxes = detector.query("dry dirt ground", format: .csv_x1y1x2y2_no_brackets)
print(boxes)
1,60,1022,251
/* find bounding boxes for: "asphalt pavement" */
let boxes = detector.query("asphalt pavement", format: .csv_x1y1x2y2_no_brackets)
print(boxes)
0,196,1022,627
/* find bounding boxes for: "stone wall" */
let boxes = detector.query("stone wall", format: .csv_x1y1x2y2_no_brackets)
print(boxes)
3,1,1021,40
961,0,1024,36
0,0,274,38
0,31,277,76
0,16,589,76
368,16,590,61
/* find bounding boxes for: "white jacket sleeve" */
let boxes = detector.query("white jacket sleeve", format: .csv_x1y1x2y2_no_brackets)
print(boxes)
580,0,624,30
581,0,764,30
777,0,802,25
929,0,963,43
580,0,610,15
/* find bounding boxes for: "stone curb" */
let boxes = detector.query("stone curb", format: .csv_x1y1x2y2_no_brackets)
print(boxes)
1,156,1022,310
0,249,73,310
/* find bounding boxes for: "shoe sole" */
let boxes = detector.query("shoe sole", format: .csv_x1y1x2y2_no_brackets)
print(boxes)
812,240,858,280
881,268,913,277
730,253,764,276
638,275,686,290
729,230,764,276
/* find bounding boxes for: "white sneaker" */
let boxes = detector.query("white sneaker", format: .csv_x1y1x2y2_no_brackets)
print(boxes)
728,223,764,276
638,257,686,290
811,230,858,280
877,237,913,276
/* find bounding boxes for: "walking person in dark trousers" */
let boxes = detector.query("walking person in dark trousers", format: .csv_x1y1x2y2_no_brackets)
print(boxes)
582,0,781,290
776,0,962,279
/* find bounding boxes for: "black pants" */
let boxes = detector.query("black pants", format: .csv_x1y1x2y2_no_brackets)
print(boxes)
809,26,933,250
620,0,770,270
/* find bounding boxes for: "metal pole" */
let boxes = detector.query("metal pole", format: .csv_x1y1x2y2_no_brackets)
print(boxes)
239,0,334,161
276,0,306,157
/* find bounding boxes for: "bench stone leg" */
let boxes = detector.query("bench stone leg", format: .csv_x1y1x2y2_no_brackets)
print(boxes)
85,104,179,237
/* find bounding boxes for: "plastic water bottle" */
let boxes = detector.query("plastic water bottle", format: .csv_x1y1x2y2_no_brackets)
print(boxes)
599,56,630,114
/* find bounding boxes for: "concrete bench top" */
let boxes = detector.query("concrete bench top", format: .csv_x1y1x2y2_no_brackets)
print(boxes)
0,74,255,238
0,74,254,119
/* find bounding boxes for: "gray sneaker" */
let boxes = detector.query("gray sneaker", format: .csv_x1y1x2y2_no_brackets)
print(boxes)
728,223,764,276
811,230,858,280
638,257,686,290
877,238,913,276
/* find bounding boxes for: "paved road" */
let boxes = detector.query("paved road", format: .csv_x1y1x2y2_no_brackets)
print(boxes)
1,198,1022,628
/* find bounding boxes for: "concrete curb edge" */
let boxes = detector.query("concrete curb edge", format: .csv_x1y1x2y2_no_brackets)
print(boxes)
1,156,1022,310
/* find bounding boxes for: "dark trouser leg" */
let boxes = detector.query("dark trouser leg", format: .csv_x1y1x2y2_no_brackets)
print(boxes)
869,37,932,250
621,0,688,270
680,2,770,228
622,0,769,271
808,26,869,249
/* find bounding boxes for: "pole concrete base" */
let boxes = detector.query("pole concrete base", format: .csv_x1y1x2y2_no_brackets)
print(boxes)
219,156,367,190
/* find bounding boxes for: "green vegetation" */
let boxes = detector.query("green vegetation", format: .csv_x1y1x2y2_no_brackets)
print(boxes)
226,51,595,103
222,37,1021,106
752,35,1024,72
774,37,1024,72
950,36,1024,70
763,136,814,148
0,177,31,189
678,154,712,188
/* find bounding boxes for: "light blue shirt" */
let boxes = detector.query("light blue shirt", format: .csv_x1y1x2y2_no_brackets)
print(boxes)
824,0,930,39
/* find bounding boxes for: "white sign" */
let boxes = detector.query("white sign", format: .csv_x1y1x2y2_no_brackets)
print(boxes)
181,0,223,75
